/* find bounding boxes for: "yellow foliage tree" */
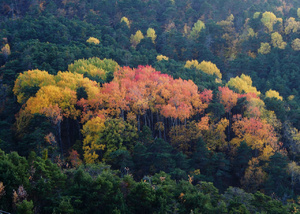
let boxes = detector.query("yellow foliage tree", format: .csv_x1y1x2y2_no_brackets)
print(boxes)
189,20,205,39
68,57,119,83
284,17,300,34
298,8,300,18
82,116,106,164
260,11,282,32
156,55,169,61
146,28,157,43
184,60,199,69
13,70,55,104
86,37,100,45
247,28,257,37
55,71,85,90
288,95,295,101
1,44,10,60
226,74,260,96
258,42,271,54
130,30,144,48
185,60,222,81
217,14,234,28
265,89,283,101
241,158,267,192
292,38,300,51
253,12,261,19
169,121,201,155
271,32,286,49
25,85,79,119
120,16,130,28
288,161,300,189
55,71,100,99
200,118,229,151
197,61,222,79
231,116,278,161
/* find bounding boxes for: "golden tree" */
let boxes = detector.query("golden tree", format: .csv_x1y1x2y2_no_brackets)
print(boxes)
271,32,286,49
130,30,144,48
86,37,100,45
146,28,157,43
156,55,169,61
13,69,55,104
253,12,261,19
121,16,130,28
261,11,282,32
265,89,283,101
284,17,300,34
258,42,271,54
189,20,205,39
292,38,300,51
1,44,10,60
226,74,260,96
197,60,222,79
185,60,222,81
82,116,106,164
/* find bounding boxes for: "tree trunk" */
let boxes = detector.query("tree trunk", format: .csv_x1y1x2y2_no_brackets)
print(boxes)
57,121,63,156
137,114,140,132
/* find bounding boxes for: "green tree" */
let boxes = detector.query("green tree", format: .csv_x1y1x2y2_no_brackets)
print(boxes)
127,182,156,214
0,150,29,212
264,153,291,197
16,200,34,214
232,142,252,183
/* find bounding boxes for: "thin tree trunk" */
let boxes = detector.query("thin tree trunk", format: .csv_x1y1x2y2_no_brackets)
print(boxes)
57,121,63,156
66,118,71,149
137,114,140,132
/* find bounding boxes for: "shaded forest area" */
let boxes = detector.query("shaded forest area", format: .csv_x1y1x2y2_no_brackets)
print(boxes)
1,0,300,213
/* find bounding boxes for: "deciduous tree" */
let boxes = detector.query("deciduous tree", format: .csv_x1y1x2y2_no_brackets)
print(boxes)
292,38,300,51
146,28,157,44
260,11,282,32
156,55,169,61
284,17,300,34
258,42,271,54
226,74,260,96
82,116,106,164
265,89,283,101
189,20,205,39
271,32,286,49
121,16,130,28
86,37,100,45
13,70,55,104
130,30,144,48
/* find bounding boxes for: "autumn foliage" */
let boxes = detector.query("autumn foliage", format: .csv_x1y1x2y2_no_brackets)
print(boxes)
13,59,281,179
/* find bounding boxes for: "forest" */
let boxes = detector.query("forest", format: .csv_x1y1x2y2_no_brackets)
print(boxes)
1,0,300,213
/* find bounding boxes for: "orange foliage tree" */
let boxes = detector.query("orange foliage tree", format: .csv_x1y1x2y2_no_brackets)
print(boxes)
231,115,278,161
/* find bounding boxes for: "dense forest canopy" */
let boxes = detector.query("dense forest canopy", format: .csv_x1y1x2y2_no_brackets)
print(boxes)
1,0,300,213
